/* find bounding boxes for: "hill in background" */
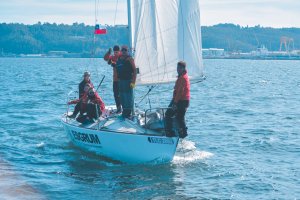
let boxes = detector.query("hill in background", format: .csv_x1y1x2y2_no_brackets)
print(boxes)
202,24,300,52
0,22,299,57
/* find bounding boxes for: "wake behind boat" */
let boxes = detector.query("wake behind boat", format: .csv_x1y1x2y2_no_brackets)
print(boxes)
61,0,204,163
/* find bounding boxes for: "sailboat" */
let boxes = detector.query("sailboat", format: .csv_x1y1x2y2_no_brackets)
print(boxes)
61,0,204,163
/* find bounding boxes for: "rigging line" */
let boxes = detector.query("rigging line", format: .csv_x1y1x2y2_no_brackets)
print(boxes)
96,0,100,24
136,85,156,105
95,0,96,25
93,33,100,81
113,0,119,26
148,76,206,96
86,0,97,72
96,75,106,92
113,0,119,44
136,85,156,101
87,33,95,71
139,1,154,83
154,2,168,82
179,0,185,60
91,0,100,80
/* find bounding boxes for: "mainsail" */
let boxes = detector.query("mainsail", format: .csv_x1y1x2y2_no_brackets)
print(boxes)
128,0,204,85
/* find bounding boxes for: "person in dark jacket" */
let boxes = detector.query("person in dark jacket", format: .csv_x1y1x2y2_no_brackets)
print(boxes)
165,61,190,138
68,85,105,123
115,45,137,118
79,71,94,98
104,45,122,113
86,88,106,121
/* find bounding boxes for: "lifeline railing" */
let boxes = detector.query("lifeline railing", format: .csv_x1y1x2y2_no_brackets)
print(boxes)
65,91,78,121
143,107,170,134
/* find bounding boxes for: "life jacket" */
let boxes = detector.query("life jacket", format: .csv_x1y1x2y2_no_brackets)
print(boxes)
173,71,190,103
116,55,133,80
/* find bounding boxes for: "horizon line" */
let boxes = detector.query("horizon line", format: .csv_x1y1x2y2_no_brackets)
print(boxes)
1,21,300,29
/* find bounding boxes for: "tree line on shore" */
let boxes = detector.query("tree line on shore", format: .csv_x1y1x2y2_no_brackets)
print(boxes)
0,22,299,56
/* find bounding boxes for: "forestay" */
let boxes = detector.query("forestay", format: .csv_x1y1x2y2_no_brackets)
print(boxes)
129,0,204,85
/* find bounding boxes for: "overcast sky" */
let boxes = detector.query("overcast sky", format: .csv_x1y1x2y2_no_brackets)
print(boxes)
1,0,300,28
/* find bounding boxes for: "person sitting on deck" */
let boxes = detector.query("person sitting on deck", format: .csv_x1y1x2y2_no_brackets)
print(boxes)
165,61,190,138
68,71,94,119
104,45,122,113
68,84,105,123
86,87,105,122
68,84,91,119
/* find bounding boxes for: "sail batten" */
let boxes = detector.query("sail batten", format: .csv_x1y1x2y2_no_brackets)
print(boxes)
130,0,203,85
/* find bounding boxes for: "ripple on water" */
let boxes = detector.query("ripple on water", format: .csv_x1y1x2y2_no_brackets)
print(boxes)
1,58,300,199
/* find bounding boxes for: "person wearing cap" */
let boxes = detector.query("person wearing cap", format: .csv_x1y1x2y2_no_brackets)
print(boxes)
79,71,94,98
86,87,106,122
165,61,190,138
115,45,136,118
104,45,122,113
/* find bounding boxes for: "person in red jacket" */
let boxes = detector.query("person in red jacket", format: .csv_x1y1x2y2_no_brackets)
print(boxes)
165,61,190,138
68,85,105,123
68,83,91,118
104,45,122,113
86,88,105,121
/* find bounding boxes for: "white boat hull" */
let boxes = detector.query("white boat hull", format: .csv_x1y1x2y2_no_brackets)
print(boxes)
61,117,179,163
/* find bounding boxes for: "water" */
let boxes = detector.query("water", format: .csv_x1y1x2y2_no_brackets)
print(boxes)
0,58,299,199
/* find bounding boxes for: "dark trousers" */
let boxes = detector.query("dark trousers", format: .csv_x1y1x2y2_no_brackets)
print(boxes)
86,103,101,120
73,102,84,116
113,81,121,109
165,100,189,135
118,80,134,118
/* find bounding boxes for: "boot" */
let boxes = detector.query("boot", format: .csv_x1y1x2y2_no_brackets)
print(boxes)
68,113,77,118
165,130,175,137
116,106,122,114
179,128,188,139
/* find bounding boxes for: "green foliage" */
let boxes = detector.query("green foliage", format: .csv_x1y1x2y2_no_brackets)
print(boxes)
202,23,300,52
0,23,300,55
0,22,129,56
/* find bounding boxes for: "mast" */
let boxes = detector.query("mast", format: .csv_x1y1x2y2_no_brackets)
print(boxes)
127,0,132,50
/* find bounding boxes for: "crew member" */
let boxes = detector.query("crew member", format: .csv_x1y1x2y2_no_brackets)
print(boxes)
104,45,122,113
79,71,94,98
86,88,106,121
115,45,136,118
165,61,190,138
68,84,92,119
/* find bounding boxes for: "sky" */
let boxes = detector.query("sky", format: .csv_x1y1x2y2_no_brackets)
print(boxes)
0,0,300,28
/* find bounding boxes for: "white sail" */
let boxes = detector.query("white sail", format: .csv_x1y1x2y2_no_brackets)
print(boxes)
129,0,204,85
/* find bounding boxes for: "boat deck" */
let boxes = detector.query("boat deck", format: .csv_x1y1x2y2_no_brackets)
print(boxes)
62,112,165,136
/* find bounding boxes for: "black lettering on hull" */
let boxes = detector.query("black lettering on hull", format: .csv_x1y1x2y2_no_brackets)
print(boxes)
71,130,101,144
148,137,174,145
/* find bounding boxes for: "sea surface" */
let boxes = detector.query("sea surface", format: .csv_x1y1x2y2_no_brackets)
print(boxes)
0,58,299,200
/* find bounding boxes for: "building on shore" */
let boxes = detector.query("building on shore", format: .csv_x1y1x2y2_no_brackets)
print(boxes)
203,46,300,60
48,51,68,58
202,48,226,58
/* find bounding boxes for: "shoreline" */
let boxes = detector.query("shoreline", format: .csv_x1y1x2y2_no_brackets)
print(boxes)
0,56,300,61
